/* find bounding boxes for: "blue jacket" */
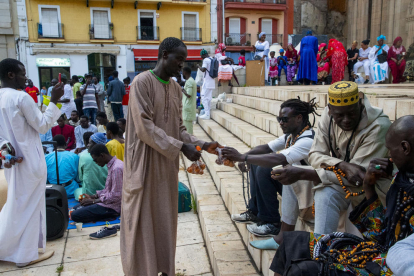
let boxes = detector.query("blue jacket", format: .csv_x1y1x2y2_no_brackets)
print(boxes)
107,78,126,102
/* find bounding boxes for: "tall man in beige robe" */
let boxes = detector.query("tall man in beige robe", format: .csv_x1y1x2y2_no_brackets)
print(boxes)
273,81,391,236
121,37,220,276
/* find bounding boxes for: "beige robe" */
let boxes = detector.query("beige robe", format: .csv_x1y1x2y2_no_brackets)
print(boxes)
121,71,205,276
309,94,392,208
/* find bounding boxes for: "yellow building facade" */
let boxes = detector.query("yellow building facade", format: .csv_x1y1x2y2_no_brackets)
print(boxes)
23,0,214,89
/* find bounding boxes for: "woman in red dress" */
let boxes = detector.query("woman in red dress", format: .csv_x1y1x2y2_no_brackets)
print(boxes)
327,39,348,84
388,36,407,83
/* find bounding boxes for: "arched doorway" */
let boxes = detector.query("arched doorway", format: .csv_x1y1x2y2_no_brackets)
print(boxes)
87,53,116,87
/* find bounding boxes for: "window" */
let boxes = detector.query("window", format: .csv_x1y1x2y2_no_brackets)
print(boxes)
90,8,112,39
38,5,62,38
261,19,272,45
182,12,199,41
138,10,158,40
228,18,240,43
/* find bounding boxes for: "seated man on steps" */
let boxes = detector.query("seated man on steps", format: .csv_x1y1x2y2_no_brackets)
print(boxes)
270,115,414,276
223,98,319,238
71,144,123,224
272,81,392,239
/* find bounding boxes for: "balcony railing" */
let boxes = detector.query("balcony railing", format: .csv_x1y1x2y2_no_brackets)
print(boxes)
225,33,252,46
89,23,114,40
180,28,202,42
258,34,283,45
225,0,286,3
137,26,160,41
37,23,64,39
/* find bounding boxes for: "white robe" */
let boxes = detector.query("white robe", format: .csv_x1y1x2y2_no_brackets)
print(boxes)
60,84,76,119
369,44,390,83
0,88,61,264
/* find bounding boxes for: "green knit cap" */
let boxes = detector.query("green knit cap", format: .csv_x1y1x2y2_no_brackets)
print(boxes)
200,49,208,56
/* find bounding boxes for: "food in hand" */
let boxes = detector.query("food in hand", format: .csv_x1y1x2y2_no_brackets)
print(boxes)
215,147,235,167
272,165,283,176
187,160,206,175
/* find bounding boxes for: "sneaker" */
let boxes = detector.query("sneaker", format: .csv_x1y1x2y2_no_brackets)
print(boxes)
231,210,260,224
89,226,118,240
114,224,120,231
198,114,210,120
247,222,281,237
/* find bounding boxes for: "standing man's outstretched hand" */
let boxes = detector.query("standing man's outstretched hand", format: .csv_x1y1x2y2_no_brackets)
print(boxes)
181,144,202,161
202,141,223,155
50,82,65,104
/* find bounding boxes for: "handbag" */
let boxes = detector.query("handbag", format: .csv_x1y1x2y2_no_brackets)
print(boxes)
178,182,192,213
377,46,388,64
254,55,262,60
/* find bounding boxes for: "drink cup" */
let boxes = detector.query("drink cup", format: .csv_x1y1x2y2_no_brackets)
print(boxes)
76,223,83,232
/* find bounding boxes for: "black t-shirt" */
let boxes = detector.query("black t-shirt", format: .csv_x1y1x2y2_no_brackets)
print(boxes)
347,48,359,59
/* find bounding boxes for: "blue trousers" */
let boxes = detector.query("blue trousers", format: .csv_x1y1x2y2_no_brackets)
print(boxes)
248,165,283,223
111,103,124,121
71,203,119,223
83,108,97,125
278,65,287,77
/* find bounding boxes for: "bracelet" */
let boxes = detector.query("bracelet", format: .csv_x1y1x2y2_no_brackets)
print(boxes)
244,154,248,163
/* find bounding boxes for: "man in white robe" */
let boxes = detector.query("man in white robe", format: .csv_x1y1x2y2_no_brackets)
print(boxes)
0,58,64,267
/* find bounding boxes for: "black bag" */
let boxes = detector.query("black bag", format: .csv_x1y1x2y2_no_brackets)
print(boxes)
284,259,320,276
378,51,388,64
254,55,262,60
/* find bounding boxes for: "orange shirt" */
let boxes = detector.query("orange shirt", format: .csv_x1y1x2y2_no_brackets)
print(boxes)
25,86,39,103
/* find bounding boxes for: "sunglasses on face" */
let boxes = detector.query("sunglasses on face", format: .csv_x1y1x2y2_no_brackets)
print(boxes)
276,116,291,123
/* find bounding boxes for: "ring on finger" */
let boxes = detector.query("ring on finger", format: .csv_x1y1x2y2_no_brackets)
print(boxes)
375,164,381,170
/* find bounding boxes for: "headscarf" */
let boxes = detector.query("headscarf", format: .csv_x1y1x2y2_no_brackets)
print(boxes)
218,43,226,53
318,43,327,52
392,36,404,55
279,49,284,53
200,49,208,56
377,34,386,41
90,133,107,145
306,30,312,35
327,39,347,58
285,43,298,59
258,32,266,41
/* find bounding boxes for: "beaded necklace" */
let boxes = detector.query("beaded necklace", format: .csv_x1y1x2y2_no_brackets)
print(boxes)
325,166,365,199
390,188,414,242
285,125,310,149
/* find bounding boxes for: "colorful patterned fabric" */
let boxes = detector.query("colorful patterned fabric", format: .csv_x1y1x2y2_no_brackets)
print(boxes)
331,51,348,83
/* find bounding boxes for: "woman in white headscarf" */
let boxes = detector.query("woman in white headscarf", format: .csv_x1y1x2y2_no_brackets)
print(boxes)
369,35,389,83
253,32,270,84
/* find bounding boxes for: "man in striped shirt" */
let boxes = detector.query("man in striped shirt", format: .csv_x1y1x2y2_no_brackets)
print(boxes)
80,74,100,125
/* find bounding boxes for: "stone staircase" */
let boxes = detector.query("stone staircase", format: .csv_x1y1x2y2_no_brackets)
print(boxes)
185,84,414,275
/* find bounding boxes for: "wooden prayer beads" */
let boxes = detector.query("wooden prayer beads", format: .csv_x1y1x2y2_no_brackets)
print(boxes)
390,188,414,241
325,166,365,199
285,125,310,149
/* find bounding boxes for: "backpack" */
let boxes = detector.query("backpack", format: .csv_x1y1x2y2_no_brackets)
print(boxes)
178,182,192,213
206,57,219,79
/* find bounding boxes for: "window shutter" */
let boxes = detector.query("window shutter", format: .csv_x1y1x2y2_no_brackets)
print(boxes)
259,18,262,33
240,18,246,34
41,8,59,37
93,10,110,39
225,17,229,34
272,19,278,35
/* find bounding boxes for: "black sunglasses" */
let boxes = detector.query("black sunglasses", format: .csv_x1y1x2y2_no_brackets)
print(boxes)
276,116,291,123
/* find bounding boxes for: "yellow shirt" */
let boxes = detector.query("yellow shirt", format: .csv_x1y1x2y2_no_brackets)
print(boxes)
106,139,125,161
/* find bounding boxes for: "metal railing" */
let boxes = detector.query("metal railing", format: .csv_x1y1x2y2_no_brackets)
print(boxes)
258,33,283,45
89,23,114,40
37,23,64,39
180,28,202,41
137,26,160,41
224,33,252,46
225,0,286,3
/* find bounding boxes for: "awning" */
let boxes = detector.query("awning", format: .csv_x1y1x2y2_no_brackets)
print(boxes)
133,49,202,61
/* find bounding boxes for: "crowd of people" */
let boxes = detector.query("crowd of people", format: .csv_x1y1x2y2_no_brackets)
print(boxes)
1,35,414,276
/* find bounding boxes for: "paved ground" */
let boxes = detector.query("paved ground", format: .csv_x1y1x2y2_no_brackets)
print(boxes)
0,157,213,276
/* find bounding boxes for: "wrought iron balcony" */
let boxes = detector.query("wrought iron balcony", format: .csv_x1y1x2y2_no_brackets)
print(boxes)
89,23,114,40
180,28,202,42
224,33,252,46
37,23,64,39
225,0,286,3
258,34,283,45
137,26,160,41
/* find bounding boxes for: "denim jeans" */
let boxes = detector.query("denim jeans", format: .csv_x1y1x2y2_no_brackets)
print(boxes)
111,103,124,121
83,108,97,125
71,203,119,223
248,165,283,223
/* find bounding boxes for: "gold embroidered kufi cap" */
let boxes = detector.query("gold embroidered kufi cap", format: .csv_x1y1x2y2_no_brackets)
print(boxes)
328,81,359,106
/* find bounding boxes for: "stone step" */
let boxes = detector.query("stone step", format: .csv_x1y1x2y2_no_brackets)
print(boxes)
207,110,276,148
182,127,260,276
226,92,414,122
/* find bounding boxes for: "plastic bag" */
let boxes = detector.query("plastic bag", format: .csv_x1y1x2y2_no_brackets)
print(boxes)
187,160,206,175
215,147,235,167
195,68,204,86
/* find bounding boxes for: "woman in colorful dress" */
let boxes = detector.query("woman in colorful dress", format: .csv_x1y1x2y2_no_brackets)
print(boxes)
388,36,407,83
268,51,278,86
285,43,298,85
327,39,348,84
253,32,270,84
216,43,234,87
317,43,330,83
369,35,390,84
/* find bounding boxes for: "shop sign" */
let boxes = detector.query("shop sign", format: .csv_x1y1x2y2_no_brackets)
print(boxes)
36,58,71,67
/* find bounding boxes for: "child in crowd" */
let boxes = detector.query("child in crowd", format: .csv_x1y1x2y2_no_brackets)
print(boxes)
238,49,246,67
268,51,278,86
277,49,288,82
40,86,47,110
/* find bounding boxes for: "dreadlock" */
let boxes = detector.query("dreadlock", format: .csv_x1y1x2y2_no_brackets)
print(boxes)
280,96,320,127
158,37,187,59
